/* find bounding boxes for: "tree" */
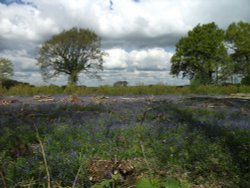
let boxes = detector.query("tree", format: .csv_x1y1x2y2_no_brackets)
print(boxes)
0,58,13,86
170,22,232,84
38,28,106,85
225,21,250,84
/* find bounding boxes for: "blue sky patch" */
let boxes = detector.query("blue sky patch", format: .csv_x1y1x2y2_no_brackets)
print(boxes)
0,0,25,5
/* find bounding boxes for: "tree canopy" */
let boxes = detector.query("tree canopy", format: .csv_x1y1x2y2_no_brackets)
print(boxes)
0,57,13,85
225,21,250,84
170,22,232,84
38,27,106,85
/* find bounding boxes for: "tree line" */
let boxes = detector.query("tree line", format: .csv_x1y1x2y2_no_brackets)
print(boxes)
0,21,249,87
171,21,250,85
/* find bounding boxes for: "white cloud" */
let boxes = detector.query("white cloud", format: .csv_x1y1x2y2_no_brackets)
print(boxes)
1,0,249,44
129,48,172,71
104,48,128,70
0,0,249,86
0,3,58,42
1,0,249,48
104,48,173,71
88,69,189,86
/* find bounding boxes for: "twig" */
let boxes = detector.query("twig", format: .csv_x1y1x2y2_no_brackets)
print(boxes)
72,162,84,188
0,168,7,188
140,142,154,182
35,127,51,188
127,185,136,188
140,107,153,125
140,142,153,173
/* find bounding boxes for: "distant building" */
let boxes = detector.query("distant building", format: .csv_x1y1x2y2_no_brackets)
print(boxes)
113,81,128,87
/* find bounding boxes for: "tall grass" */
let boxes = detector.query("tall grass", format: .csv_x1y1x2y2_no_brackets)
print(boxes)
1,84,250,96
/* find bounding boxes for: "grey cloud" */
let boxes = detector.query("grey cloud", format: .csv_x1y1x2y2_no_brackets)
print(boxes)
13,71,42,84
0,49,39,73
0,37,40,54
102,33,181,49
193,0,250,28
0,0,249,86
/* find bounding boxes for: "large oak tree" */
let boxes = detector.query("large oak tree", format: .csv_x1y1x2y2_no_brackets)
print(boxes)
170,22,232,84
38,28,106,85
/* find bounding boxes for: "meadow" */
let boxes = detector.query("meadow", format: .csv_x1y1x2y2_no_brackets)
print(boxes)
0,84,250,96
0,85,250,187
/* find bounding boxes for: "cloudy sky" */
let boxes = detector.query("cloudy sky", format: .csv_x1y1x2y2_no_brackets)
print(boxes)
0,0,249,86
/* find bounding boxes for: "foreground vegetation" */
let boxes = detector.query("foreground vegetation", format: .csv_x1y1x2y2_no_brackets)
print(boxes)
0,97,249,187
1,84,250,96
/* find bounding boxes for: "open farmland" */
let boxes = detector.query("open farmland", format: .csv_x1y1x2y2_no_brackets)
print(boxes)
0,94,250,187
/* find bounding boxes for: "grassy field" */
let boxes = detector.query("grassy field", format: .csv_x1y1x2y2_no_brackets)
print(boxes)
0,94,249,187
1,84,250,96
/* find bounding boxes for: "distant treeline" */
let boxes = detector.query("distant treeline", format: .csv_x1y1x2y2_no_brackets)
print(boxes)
1,79,33,89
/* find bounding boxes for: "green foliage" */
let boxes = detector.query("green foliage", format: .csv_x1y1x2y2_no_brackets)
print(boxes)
163,177,189,188
91,179,113,188
0,85,7,93
136,177,160,188
5,84,64,95
241,75,250,85
189,79,201,93
0,79,31,89
136,177,188,188
225,21,250,84
171,22,232,84
0,58,13,85
38,27,106,86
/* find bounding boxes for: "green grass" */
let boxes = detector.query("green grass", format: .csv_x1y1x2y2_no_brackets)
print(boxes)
1,84,250,96
1,101,249,187
1,122,247,187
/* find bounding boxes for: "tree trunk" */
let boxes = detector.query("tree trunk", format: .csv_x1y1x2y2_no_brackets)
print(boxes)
208,71,214,84
68,72,78,86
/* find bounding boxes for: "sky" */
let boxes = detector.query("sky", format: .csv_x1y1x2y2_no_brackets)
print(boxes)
0,0,250,86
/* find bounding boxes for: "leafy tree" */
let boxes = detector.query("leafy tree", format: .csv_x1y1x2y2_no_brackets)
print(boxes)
38,28,106,85
225,21,250,84
171,22,232,84
0,57,13,86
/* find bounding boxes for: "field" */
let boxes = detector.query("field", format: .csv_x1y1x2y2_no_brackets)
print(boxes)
0,87,250,187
